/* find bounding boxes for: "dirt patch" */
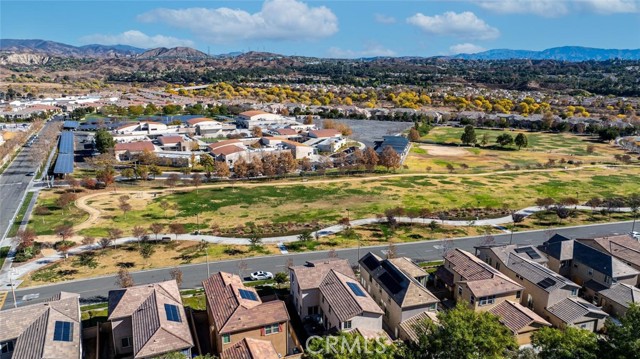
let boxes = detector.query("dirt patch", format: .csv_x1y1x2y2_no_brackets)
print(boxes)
420,145,471,157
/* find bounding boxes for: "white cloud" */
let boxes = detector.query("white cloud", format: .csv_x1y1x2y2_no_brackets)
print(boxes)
374,13,396,24
449,43,487,54
80,30,194,48
407,11,500,40
471,0,637,16
138,0,338,43
328,43,396,58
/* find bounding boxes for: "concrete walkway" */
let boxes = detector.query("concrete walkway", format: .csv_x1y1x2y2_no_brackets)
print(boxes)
0,205,634,287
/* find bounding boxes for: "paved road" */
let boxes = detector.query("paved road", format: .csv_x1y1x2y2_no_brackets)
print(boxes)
2,220,634,310
0,121,58,244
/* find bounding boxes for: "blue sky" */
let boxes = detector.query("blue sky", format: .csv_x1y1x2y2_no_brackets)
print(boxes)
1,0,639,57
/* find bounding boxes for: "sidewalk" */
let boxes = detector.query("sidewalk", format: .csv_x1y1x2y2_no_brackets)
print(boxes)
0,205,633,287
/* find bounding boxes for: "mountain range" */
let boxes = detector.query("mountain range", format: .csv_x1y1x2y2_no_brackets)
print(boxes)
1,39,640,62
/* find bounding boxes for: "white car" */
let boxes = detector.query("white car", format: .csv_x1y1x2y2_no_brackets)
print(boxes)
250,271,274,281
631,231,640,240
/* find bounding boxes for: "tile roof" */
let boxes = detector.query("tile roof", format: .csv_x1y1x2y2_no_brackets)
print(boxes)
346,327,392,342
0,292,81,359
187,117,216,125
573,241,638,278
207,139,241,150
599,283,640,309
276,128,298,136
107,281,194,358
319,270,383,322
240,110,270,117
547,297,608,324
539,234,574,260
387,257,429,279
488,301,551,334
221,338,279,359
202,272,289,334
506,253,580,293
114,141,155,152
158,135,184,145
309,129,342,138
478,244,547,266
579,235,640,268
398,311,439,342
359,252,439,308
290,258,356,291
445,249,523,297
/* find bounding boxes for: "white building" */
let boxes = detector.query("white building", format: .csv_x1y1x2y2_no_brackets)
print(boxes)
236,111,297,129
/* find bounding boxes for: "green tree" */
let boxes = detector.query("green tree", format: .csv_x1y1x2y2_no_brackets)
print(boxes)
274,272,288,288
514,133,528,150
139,243,155,260
121,168,135,180
95,129,115,153
460,125,477,146
601,304,640,359
403,302,517,359
531,326,598,359
480,133,490,147
496,133,514,147
298,230,313,242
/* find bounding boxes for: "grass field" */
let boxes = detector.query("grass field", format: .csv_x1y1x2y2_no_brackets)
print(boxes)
28,190,89,235
27,165,639,238
405,127,627,173
7,191,34,237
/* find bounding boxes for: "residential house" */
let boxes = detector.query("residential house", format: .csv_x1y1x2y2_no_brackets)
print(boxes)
435,248,523,312
157,135,193,151
596,283,640,317
289,258,386,337
358,252,440,339
107,280,194,358
220,338,279,359
476,244,608,332
539,235,639,298
488,301,551,346
577,235,640,279
397,311,438,343
202,272,292,357
0,292,81,359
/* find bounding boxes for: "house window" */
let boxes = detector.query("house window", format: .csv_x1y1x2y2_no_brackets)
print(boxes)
165,304,182,322
343,321,352,329
458,286,463,296
478,295,496,306
1,341,14,354
222,334,231,344
604,276,611,284
470,296,475,305
121,337,132,348
265,323,280,335
53,321,73,342
496,263,501,270
516,291,521,299
571,289,578,297
588,268,593,276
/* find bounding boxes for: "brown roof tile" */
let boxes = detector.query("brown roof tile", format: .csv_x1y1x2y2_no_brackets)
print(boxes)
158,135,184,145
446,249,522,297
488,301,550,334
221,338,279,359
290,258,355,291
240,110,270,117
309,129,341,138
319,270,383,322
114,141,155,152
398,311,438,342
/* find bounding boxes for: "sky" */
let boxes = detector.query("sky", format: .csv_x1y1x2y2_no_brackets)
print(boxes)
1,0,639,58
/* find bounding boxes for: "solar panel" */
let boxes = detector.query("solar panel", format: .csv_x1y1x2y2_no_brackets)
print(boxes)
537,278,556,289
164,304,182,322
53,153,74,174
379,272,403,294
239,289,259,301
58,131,74,154
53,321,73,342
347,282,366,297
381,261,405,284
362,255,380,271
515,247,542,260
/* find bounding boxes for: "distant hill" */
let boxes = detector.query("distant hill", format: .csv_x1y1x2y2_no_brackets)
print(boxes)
452,46,640,61
0,39,144,58
137,47,209,59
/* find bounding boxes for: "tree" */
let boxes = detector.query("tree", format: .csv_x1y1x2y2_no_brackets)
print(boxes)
15,228,37,248
170,268,183,287
56,192,77,214
135,165,150,181
139,243,155,260
277,152,297,175
248,232,262,248
251,126,263,137
95,129,115,153
304,115,314,125
460,125,477,146
116,267,134,288
480,133,490,147
81,236,96,246
215,160,231,178
298,230,313,242
404,302,517,359
598,127,619,142
274,272,288,288
379,146,401,172
169,223,186,240
408,128,421,142
108,228,123,247
118,196,132,218
149,165,162,179
536,197,555,211
191,173,202,193
56,225,74,242
132,225,146,244
496,133,514,147
150,223,164,240
98,237,112,249
299,157,313,172
428,220,439,232
531,326,598,359
121,168,135,180
363,147,379,171
515,133,528,150
233,158,249,178
166,173,180,188
601,304,640,359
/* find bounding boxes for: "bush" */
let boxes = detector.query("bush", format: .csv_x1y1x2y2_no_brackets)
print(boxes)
74,252,98,269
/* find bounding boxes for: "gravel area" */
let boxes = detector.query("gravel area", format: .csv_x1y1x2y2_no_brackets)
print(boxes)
316,119,413,147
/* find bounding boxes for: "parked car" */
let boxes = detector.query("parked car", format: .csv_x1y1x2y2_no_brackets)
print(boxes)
250,271,273,281
631,231,640,240
26,171,36,176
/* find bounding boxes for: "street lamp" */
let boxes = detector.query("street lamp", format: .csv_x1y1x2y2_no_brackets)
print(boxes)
201,239,210,278
9,268,17,309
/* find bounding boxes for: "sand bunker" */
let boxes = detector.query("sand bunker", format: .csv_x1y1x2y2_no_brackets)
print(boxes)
420,145,471,157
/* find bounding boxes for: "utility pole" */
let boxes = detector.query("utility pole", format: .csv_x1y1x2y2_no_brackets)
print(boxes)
202,239,210,278
9,268,17,308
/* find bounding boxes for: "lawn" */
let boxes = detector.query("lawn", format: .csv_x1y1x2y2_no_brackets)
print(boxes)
28,190,89,235
28,166,640,238
7,191,34,237
0,247,9,268
405,127,628,173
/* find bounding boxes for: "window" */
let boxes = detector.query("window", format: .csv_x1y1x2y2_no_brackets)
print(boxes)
53,321,73,342
588,268,593,276
165,304,182,322
222,334,231,344
604,276,611,284
121,337,131,348
470,296,475,305
478,295,496,306
571,289,578,297
516,291,521,299
1,341,14,354
265,323,280,335
343,321,352,329
239,289,258,301
457,286,463,296
496,263,501,270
